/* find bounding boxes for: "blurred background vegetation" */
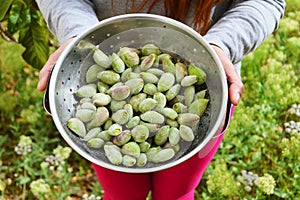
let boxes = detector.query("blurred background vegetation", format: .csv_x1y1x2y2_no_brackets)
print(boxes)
0,0,299,199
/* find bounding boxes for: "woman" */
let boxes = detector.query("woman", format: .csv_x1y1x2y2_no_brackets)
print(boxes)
35,1,285,199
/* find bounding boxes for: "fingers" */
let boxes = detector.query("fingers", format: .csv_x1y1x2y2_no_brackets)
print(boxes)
37,53,58,91
210,45,244,106
37,37,75,91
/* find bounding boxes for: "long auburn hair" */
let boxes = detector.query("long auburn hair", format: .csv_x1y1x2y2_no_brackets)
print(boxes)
118,0,224,35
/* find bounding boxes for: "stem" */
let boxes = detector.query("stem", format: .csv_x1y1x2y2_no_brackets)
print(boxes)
22,169,27,200
0,22,18,43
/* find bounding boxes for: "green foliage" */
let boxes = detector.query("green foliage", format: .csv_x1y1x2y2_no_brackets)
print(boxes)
196,4,300,199
0,0,13,21
0,0,299,199
0,0,51,69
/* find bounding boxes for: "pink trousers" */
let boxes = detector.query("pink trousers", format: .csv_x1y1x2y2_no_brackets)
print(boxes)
93,106,234,200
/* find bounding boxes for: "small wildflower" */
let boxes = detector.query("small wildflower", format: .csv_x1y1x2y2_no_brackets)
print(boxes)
30,179,51,197
288,104,300,118
82,193,102,200
206,162,238,196
244,185,252,192
254,173,276,195
236,170,259,192
53,145,72,161
41,145,72,172
284,120,300,134
14,135,33,155
280,134,300,157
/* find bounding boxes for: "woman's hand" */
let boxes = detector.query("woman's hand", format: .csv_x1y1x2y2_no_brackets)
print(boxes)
37,37,75,91
210,44,244,106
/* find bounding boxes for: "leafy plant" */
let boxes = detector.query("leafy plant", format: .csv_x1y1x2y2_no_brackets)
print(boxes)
0,0,51,69
0,0,299,199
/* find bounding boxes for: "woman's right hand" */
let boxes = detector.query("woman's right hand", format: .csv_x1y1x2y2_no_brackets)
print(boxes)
37,37,75,91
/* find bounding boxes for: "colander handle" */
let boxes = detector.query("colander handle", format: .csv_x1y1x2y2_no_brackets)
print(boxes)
43,65,55,115
210,78,234,140
211,99,234,140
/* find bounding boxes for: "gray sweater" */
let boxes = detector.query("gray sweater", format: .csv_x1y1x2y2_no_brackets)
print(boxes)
35,0,285,65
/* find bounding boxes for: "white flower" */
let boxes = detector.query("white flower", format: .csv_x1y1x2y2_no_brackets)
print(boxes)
30,179,51,196
254,173,276,195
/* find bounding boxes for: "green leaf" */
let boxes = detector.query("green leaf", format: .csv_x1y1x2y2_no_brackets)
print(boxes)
19,8,49,69
7,1,28,35
17,175,31,185
0,0,13,21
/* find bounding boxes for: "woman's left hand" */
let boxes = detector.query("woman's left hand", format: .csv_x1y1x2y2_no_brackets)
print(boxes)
210,44,244,106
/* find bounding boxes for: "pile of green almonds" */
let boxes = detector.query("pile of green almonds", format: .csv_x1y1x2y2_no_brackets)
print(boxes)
67,43,209,167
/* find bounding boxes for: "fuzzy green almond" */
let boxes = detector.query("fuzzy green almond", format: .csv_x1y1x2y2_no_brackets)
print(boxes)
157,72,175,92
86,64,105,83
129,93,147,112
161,107,178,120
179,125,195,142
183,85,195,106
67,118,86,137
146,146,161,162
122,155,137,167
112,130,131,146
139,141,151,153
140,110,165,124
181,75,198,87
165,84,181,101
154,125,170,146
140,72,159,83
87,138,105,148
111,52,125,73
175,62,188,83
139,98,158,113
86,107,110,129
168,127,180,146
107,123,123,136
83,127,101,141
152,148,175,163
111,109,130,125
140,54,156,71
172,102,188,114
104,144,123,165
162,57,175,74
137,153,148,167
110,85,130,101
125,78,144,95
177,113,200,127
97,70,120,85
79,102,96,111
93,48,111,69
188,98,209,117
92,93,111,106
126,116,140,129
75,84,97,98
75,109,95,123
131,125,150,143
141,44,160,56
143,83,158,95
188,64,206,85
96,130,112,141
121,142,141,158
118,47,140,68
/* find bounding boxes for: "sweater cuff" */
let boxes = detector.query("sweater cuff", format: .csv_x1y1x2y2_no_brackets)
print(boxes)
203,35,231,62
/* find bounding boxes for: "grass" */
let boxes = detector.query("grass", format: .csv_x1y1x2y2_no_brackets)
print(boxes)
0,1,299,199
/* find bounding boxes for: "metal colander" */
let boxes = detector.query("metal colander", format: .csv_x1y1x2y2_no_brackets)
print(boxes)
46,14,228,173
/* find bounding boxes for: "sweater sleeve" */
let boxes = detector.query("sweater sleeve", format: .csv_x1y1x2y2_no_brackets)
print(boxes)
203,0,286,64
35,0,99,44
